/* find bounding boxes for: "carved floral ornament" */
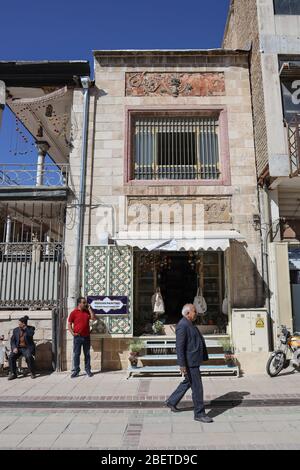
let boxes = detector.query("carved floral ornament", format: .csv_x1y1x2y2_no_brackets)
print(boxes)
127,198,232,224
125,72,225,98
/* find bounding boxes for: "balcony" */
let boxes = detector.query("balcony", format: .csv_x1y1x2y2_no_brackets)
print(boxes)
0,241,64,309
286,114,300,177
0,163,70,201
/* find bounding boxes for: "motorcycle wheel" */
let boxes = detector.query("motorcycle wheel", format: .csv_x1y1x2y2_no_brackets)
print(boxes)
266,351,286,377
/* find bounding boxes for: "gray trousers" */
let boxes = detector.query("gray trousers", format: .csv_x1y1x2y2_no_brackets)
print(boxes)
167,366,205,417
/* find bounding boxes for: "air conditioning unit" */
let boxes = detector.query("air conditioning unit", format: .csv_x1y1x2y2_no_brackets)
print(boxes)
231,309,270,353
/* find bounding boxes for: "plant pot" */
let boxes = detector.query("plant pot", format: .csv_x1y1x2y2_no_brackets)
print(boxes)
224,352,235,367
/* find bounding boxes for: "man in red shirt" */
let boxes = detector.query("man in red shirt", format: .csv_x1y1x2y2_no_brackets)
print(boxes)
68,297,96,378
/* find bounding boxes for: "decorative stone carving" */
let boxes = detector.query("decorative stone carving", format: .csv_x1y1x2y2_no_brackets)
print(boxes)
127,197,232,225
126,72,225,97
204,198,232,224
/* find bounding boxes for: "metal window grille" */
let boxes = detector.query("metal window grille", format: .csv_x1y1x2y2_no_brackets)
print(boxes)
133,116,220,181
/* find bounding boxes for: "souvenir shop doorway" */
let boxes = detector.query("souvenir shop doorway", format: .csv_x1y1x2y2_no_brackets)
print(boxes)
133,250,227,336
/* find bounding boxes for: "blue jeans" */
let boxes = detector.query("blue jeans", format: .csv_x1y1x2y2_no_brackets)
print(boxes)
167,366,205,417
73,336,91,374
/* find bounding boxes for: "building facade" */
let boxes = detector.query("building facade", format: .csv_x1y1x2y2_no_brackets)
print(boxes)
0,61,90,371
1,29,285,375
224,0,300,337
64,50,266,373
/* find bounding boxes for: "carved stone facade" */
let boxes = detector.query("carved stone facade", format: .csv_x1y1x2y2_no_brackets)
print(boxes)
126,197,232,226
64,50,263,371
125,72,225,97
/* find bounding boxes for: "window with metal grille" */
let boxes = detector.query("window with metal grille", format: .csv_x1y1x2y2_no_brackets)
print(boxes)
274,0,300,15
133,116,220,180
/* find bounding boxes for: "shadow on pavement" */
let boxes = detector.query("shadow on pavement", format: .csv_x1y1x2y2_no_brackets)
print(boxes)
207,391,250,418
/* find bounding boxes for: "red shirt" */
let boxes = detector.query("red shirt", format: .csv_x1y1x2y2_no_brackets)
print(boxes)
68,308,91,337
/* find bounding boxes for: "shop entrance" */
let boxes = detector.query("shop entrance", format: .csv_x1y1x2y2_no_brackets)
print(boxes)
133,250,227,336
159,253,197,324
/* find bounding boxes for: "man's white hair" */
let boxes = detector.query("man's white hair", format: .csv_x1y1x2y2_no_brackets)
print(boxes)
182,304,194,317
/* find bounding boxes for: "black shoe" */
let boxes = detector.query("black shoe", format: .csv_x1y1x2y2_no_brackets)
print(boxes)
86,371,94,377
194,414,214,423
8,374,17,381
30,373,36,379
71,371,79,378
165,401,181,413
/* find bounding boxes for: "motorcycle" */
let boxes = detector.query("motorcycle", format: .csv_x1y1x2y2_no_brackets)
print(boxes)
266,325,300,377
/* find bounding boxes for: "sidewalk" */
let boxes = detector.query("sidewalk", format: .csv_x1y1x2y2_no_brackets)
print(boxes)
0,370,299,406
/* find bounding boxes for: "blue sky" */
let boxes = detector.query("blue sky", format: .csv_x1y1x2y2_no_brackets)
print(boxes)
0,0,230,166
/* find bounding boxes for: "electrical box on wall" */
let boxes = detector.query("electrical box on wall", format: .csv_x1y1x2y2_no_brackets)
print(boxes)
231,309,270,353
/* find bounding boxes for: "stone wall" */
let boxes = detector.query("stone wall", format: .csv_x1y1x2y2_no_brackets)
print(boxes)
0,311,53,370
223,0,269,177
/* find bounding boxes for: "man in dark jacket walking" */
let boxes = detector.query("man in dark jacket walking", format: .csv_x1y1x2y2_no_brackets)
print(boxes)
165,304,213,423
8,315,36,380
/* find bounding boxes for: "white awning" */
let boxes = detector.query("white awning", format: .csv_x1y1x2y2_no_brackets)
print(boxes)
114,230,244,252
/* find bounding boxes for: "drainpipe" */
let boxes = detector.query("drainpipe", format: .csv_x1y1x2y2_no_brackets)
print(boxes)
259,184,273,349
74,76,91,304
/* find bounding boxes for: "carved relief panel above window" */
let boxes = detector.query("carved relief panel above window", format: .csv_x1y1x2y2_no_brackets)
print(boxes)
125,72,225,97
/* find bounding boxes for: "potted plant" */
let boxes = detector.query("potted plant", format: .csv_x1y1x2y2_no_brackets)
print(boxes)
152,320,165,336
219,338,235,366
128,340,144,368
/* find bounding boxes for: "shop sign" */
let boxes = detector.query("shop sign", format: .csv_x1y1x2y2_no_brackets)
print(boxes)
87,296,128,316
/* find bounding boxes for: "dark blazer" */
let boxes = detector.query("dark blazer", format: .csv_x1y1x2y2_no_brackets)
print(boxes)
176,317,208,368
10,326,35,354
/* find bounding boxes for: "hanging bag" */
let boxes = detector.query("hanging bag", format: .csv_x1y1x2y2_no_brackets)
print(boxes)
222,285,229,316
193,287,207,315
152,287,165,316
222,298,228,316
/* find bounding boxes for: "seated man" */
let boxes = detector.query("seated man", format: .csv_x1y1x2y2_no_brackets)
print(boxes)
8,316,36,380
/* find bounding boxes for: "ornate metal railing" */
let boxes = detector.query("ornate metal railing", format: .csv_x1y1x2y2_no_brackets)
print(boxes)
0,164,69,187
286,114,300,177
0,242,64,309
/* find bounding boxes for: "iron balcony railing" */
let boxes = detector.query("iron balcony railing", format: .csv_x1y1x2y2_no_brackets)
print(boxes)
286,114,300,177
0,163,69,188
0,242,64,309
133,116,220,180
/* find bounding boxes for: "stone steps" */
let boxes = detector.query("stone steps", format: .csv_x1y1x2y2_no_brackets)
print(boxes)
128,336,239,378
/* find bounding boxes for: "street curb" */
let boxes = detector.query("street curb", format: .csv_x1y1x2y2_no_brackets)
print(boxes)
0,398,300,408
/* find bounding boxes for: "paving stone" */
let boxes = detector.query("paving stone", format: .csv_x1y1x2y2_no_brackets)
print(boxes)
236,432,276,446
231,421,265,432
0,434,28,448
51,433,92,449
138,434,173,448
1,423,40,435
94,422,127,434
172,421,204,433
201,422,234,433
32,422,69,435
142,423,172,434
88,433,124,447
260,421,295,432
17,434,59,449
64,423,98,434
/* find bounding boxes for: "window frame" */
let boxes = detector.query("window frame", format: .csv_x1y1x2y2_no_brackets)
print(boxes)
124,107,231,187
